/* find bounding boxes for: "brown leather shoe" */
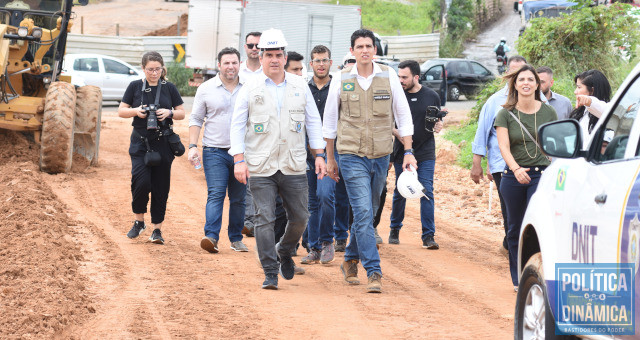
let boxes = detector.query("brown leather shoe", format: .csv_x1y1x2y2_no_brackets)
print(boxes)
341,259,360,285
367,272,382,293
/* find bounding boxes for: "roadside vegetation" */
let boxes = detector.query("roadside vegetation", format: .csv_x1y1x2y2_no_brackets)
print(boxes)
444,3,640,168
336,0,440,35
167,62,197,97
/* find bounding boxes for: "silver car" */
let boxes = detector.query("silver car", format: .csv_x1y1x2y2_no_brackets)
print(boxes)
62,54,142,101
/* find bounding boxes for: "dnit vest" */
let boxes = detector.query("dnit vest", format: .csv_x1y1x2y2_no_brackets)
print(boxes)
243,74,308,177
337,64,393,158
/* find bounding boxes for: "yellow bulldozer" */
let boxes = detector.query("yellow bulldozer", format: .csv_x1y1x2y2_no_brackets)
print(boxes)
0,0,101,173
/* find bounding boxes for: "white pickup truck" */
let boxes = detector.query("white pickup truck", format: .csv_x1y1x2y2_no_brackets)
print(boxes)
515,63,640,339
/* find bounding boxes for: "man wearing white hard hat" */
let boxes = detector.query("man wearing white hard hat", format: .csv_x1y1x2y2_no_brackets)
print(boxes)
323,29,415,293
230,28,327,290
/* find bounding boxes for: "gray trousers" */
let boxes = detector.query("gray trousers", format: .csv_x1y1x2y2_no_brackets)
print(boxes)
249,171,309,275
244,186,255,228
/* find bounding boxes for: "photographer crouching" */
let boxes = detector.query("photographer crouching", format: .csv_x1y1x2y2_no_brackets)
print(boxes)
388,60,445,249
118,51,186,244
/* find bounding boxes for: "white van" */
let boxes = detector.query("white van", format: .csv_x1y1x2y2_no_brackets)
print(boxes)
515,62,640,339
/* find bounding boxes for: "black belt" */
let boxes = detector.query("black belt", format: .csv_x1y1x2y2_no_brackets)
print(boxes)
503,165,547,174
203,146,230,152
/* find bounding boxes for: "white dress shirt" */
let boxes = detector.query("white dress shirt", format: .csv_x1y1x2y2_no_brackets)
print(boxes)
189,75,243,148
322,62,413,139
239,61,262,83
229,71,326,156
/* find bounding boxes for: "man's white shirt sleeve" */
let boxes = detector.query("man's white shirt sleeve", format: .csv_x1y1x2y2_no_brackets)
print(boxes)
229,84,249,156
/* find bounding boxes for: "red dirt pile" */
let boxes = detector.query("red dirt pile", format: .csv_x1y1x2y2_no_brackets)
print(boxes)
0,131,93,339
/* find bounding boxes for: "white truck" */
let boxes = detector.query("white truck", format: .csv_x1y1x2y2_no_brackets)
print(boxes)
515,63,640,339
185,0,362,85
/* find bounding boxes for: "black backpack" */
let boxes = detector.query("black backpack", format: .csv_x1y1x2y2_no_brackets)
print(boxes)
496,43,505,56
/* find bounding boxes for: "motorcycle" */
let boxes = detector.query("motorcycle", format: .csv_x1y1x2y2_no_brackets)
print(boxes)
496,54,507,74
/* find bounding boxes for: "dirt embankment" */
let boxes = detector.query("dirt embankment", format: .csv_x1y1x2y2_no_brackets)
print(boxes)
144,13,188,37
0,131,93,339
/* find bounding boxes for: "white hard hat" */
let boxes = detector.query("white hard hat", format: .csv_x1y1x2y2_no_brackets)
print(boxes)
397,166,429,200
603,129,614,143
343,52,356,66
257,28,288,49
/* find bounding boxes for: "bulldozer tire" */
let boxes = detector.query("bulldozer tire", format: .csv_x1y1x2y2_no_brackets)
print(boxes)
74,85,102,166
40,82,77,174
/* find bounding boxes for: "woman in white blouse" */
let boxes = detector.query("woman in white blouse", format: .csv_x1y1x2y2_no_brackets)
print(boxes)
570,70,611,144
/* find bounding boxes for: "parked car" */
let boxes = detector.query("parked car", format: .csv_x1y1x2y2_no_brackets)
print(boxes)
62,54,143,101
374,57,401,72
514,62,640,339
420,58,494,102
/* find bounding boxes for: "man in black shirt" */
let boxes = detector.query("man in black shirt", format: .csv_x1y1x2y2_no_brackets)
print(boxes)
301,45,350,264
389,60,443,249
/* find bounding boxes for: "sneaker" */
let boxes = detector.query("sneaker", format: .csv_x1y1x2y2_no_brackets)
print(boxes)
262,273,278,290
514,286,519,292
200,236,219,253
334,239,347,252
242,225,254,237
340,259,360,285
278,254,296,280
149,228,164,245
422,235,439,250
320,241,335,264
388,229,400,245
367,272,382,293
126,220,146,239
301,249,321,264
294,266,306,275
230,240,249,252
374,228,383,245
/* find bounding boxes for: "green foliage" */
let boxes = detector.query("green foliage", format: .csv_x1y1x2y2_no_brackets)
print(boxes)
442,119,486,169
166,62,196,97
335,0,440,35
447,0,475,38
469,77,505,120
517,4,640,81
439,0,477,57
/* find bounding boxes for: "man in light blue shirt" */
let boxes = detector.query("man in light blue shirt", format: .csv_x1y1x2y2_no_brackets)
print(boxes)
470,56,527,251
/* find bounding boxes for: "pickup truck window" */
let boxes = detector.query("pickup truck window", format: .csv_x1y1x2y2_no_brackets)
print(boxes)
601,77,640,161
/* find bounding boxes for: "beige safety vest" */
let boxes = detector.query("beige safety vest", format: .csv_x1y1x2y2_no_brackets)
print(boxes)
243,74,308,177
337,64,393,158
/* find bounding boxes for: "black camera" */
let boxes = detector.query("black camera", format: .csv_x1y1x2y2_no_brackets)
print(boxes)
425,106,447,123
145,104,159,130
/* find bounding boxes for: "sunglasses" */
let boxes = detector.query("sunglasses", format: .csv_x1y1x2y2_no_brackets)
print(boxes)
246,43,258,49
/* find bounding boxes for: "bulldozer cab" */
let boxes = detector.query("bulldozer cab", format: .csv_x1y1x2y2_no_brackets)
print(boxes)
0,0,103,174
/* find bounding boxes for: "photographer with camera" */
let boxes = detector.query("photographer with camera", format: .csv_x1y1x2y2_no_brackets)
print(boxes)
118,51,186,245
388,60,444,249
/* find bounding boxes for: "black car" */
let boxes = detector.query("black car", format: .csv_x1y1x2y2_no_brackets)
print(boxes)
420,58,495,102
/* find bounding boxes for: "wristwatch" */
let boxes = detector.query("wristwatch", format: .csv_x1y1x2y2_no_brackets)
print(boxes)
404,148,414,155
189,144,198,149
316,152,326,158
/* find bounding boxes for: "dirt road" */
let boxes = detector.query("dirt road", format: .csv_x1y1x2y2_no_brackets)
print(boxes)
0,105,517,339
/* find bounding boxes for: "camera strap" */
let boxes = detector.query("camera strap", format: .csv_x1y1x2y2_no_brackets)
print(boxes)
141,78,163,108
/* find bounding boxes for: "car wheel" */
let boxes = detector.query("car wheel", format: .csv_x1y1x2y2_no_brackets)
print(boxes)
448,84,460,101
515,253,575,340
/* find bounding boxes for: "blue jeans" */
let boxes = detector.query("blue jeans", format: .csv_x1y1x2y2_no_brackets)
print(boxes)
339,153,388,277
306,169,336,250
334,170,350,241
500,168,542,286
390,160,435,239
202,147,246,242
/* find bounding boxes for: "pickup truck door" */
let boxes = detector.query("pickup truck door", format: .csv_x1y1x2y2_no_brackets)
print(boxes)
553,77,640,268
